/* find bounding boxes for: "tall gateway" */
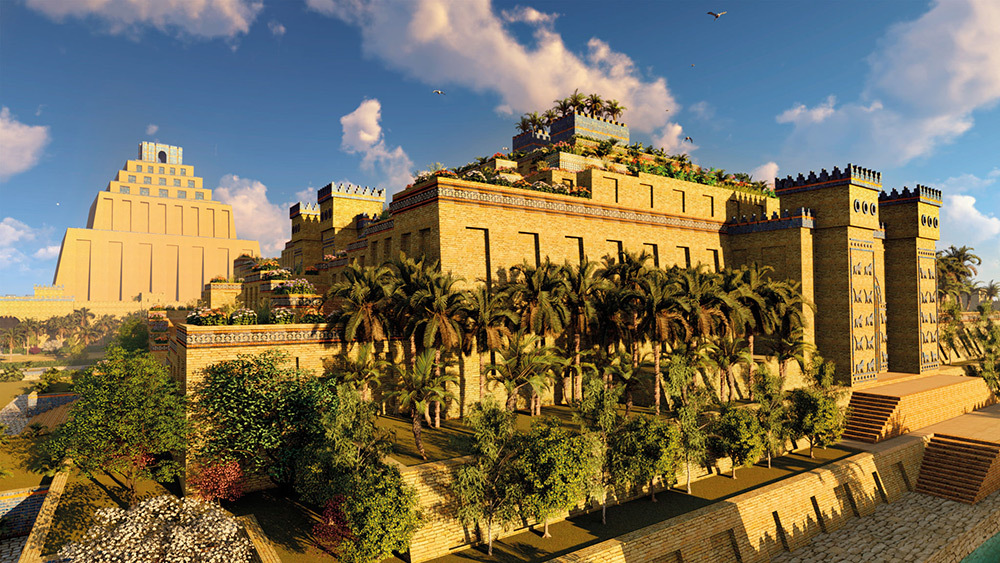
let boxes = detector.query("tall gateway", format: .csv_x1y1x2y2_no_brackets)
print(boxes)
52,142,260,306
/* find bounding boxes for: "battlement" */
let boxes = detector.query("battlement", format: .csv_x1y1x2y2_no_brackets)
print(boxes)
289,202,320,219
724,207,815,235
316,182,385,203
878,185,943,207
512,131,551,152
775,163,882,192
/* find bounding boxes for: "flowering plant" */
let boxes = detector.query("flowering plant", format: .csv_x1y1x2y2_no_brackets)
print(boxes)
270,307,295,324
252,258,280,271
229,308,257,325
263,268,291,281
188,460,245,503
272,279,315,295
298,309,326,323
323,254,338,262
209,275,229,283
186,308,228,326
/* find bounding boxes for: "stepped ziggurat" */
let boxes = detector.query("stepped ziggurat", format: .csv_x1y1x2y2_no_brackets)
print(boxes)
0,142,260,319
277,110,942,387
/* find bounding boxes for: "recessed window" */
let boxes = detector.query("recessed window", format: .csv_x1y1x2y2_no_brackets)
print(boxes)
921,215,927,226
180,169,187,176
854,199,861,212
140,187,150,196
144,177,152,184
862,202,869,214
120,186,130,194
187,180,195,188
933,218,938,228
158,166,165,174
195,192,204,200
170,168,176,174
174,179,181,186
177,191,187,199
128,175,136,182
159,178,166,185
159,189,168,197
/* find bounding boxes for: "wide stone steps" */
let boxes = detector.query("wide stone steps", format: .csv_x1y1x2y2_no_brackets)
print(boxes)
843,392,901,443
915,434,1000,504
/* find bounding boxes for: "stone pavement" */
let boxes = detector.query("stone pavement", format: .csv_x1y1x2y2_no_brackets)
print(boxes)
0,395,32,436
772,490,1000,563
0,535,27,563
910,402,1000,443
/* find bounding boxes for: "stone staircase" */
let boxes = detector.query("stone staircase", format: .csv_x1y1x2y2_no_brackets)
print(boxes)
843,392,900,443
915,434,1000,504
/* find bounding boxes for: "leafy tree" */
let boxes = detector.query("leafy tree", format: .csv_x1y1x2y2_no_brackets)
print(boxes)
710,406,764,479
335,464,420,563
388,349,452,460
487,329,563,413
574,377,622,523
48,347,187,497
452,399,522,556
193,350,330,487
753,365,789,468
114,313,149,352
607,415,680,501
0,362,24,382
788,388,845,458
56,496,252,563
515,418,598,538
677,391,710,494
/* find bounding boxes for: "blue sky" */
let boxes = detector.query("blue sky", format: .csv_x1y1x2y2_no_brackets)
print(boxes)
1,0,998,296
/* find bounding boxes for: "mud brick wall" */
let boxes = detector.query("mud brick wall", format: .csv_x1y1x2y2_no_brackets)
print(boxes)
0,487,49,539
890,378,995,438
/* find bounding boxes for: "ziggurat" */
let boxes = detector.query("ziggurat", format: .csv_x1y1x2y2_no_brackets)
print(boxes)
282,113,942,387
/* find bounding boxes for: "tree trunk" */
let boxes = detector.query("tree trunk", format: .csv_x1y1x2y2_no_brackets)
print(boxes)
732,463,737,479
434,349,443,428
506,390,518,411
601,496,607,524
748,332,755,356
809,438,815,458
435,401,441,428
574,333,582,402
767,449,772,469
625,389,633,417
653,341,662,415
412,412,427,460
479,352,486,401
487,520,494,556
728,366,742,401
650,481,657,502
543,517,551,538
686,458,692,494
409,334,417,369
720,369,727,403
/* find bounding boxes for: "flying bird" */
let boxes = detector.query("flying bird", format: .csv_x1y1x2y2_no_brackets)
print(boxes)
684,136,694,143
432,90,445,95
690,64,696,67
707,11,727,20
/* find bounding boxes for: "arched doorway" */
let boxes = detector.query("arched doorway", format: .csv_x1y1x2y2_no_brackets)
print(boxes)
158,151,167,163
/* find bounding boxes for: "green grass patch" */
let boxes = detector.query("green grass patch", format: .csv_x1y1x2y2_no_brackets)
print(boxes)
0,380,33,409
0,434,53,491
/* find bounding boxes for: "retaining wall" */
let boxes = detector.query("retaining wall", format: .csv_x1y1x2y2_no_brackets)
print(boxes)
0,488,48,539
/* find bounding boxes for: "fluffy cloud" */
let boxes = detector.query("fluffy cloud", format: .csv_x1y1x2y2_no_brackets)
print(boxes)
934,168,1000,194
340,99,414,192
0,217,37,268
651,122,694,154
309,0,683,147
0,107,50,181
25,0,263,40
935,169,1000,283
145,123,159,135
776,0,1000,167
750,162,780,187
212,175,288,255
268,20,286,36
33,245,62,260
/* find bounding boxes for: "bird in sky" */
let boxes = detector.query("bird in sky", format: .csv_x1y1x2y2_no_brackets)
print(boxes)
684,136,694,143
432,90,445,95
665,109,670,112
707,11,727,20
690,64,696,68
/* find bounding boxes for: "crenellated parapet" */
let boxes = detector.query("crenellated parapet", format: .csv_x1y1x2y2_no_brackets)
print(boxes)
878,185,942,207
775,163,882,193
289,202,320,219
316,182,386,203
512,130,551,152
724,207,815,235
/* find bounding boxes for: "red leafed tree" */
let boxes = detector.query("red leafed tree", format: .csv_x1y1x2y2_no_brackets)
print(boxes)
313,496,355,556
188,460,245,502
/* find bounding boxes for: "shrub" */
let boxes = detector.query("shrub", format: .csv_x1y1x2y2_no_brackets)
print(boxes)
314,496,355,556
56,495,252,563
186,308,228,326
228,308,257,325
272,279,315,295
0,363,25,382
298,311,326,323
34,368,65,393
209,275,229,283
270,307,295,324
188,460,245,502
263,268,292,281
252,258,280,271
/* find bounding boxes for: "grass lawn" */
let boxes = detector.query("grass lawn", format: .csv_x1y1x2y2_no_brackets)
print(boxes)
41,472,176,558
0,434,53,491
0,380,34,409
226,490,335,563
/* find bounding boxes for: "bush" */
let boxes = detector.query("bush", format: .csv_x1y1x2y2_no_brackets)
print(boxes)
186,307,228,326
188,460,245,502
56,495,253,563
115,314,150,352
0,363,25,383
263,268,291,281
228,308,257,325
272,279,316,295
270,307,294,324
34,368,65,393
298,311,326,323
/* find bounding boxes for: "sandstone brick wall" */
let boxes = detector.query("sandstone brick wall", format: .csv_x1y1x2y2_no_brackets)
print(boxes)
887,378,996,438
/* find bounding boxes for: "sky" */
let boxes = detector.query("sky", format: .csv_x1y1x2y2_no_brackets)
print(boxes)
0,0,998,296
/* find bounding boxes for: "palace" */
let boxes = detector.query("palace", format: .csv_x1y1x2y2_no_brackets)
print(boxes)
0,142,260,320
280,113,942,387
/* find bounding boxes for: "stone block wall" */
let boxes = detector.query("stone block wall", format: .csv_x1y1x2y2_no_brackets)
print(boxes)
0,487,48,539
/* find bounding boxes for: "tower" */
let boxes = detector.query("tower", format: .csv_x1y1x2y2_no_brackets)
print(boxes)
52,142,260,304
775,165,886,385
879,185,942,373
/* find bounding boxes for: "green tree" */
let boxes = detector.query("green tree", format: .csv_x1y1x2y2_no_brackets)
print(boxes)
327,262,395,347
515,418,597,538
49,346,188,497
606,350,646,417
574,377,622,523
677,391,710,494
639,271,689,414
451,399,522,556
113,313,149,352
388,349,454,459
607,415,680,502
710,406,764,479
788,388,845,458
335,464,421,563
753,365,788,468
486,330,563,413
410,270,466,427
462,286,516,401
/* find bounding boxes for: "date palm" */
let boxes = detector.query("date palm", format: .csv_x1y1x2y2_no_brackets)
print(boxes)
410,270,466,427
673,266,737,342
486,330,563,414
541,109,559,131
73,307,95,328
326,262,395,349
516,116,532,134
389,253,436,366
325,342,388,402
562,259,605,402
567,89,587,114
712,336,754,403
640,272,690,414
586,93,604,118
527,111,545,134
462,287,517,401
553,98,573,118
390,349,451,460
599,250,652,368
604,99,626,121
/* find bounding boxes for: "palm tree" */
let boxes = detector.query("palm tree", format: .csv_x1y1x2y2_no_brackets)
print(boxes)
541,109,559,131
639,272,689,414
606,351,646,417
389,349,446,460
462,286,517,401
487,330,563,413
553,98,573,118
325,342,388,402
599,250,652,368
410,270,467,427
982,280,1000,305
73,307,95,328
327,262,395,350
674,266,737,343
711,336,754,403
567,89,587,114
562,260,604,402
516,116,532,134
527,111,545,134
586,94,604,118
389,253,436,366
604,99,626,122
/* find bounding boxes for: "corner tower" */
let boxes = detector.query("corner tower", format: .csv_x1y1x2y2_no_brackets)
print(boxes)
775,165,887,385
879,185,942,373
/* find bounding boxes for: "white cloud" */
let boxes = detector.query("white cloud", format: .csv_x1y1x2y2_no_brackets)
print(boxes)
145,123,159,135
0,217,37,268
0,107,50,181
940,194,1000,283
309,0,684,147
651,122,695,154
33,245,61,260
268,20,286,36
776,0,1000,167
750,162,780,187
340,99,414,192
25,0,263,40
688,101,715,121
213,175,288,255
933,168,1000,194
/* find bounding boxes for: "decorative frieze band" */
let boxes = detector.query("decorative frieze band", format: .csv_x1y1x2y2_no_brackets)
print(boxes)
179,325,344,348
